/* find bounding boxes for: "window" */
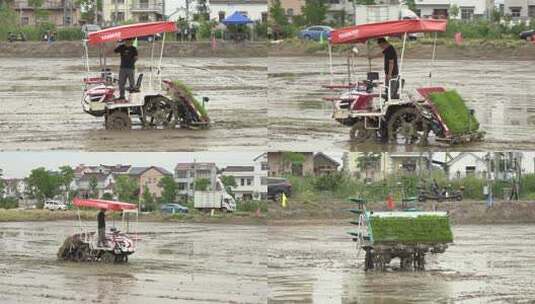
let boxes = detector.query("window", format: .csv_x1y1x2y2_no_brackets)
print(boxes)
286,8,294,16
176,170,187,178
218,11,225,22
261,12,268,23
510,7,521,18
329,0,339,3
138,14,149,22
247,179,252,186
241,178,245,186
178,183,186,190
261,177,267,185
529,5,535,18
261,162,269,171
460,7,474,20
465,166,476,176
415,9,421,17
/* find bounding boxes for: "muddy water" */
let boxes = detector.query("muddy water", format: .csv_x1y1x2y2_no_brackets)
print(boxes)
0,57,267,151
268,57,535,151
0,221,267,304
268,224,535,303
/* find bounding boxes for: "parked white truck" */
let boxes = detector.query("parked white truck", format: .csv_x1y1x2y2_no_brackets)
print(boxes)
193,178,236,212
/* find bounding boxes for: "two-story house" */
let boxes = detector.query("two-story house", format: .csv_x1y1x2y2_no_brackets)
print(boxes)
102,0,164,24
221,153,268,200
127,166,173,198
414,0,495,20
11,0,80,26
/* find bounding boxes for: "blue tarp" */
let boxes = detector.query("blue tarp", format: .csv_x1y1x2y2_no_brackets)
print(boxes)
222,12,253,25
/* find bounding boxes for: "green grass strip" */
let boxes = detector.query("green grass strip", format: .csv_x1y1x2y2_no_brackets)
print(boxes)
369,215,453,244
428,90,479,135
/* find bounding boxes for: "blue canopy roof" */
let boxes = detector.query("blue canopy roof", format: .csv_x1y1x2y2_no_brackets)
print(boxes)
222,12,253,25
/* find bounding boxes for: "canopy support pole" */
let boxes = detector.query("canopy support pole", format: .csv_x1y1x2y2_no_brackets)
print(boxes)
328,43,333,85
398,32,407,93
157,32,166,88
429,32,437,86
149,37,155,90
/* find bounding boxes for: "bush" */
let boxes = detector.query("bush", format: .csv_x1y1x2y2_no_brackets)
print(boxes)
57,27,83,40
0,197,19,209
237,200,268,213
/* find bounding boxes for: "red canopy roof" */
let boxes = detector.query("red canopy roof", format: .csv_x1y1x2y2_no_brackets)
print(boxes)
330,19,448,44
73,197,137,211
88,21,178,45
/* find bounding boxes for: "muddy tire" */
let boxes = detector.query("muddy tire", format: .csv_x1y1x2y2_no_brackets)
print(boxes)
105,110,132,130
142,96,177,129
349,120,376,143
387,107,427,145
100,251,116,264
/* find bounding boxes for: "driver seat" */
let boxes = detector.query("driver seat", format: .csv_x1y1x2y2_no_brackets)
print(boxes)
128,73,144,93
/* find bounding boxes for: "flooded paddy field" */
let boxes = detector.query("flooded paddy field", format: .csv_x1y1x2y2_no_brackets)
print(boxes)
0,57,267,151
268,57,535,151
2,221,534,303
268,224,535,303
0,221,267,304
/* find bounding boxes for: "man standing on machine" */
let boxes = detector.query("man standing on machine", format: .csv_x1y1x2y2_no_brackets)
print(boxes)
114,38,138,100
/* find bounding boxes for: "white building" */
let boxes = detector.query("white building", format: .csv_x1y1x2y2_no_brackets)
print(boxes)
414,0,495,19
504,0,535,20
208,0,268,22
1,178,28,199
74,172,116,199
102,0,164,24
433,152,535,180
221,153,268,200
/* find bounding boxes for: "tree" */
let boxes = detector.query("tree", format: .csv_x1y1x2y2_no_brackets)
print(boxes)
0,168,4,197
301,0,327,26
269,0,288,27
195,0,209,21
158,175,177,204
194,178,210,191
89,176,98,198
26,167,63,203
356,0,375,4
356,153,382,182
59,166,74,200
220,175,237,196
114,175,138,203
101,192,113,200
404,0,416,12
449,4,459,19
141,185,155,211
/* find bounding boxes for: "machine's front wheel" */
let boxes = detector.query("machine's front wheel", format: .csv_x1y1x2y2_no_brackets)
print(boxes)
349,120,376,143
105,110,132,130
387,107,428,145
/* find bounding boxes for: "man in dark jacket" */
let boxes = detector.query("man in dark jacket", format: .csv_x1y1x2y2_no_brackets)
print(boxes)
97,208,106,246
114,39,138,100
366,37,400,99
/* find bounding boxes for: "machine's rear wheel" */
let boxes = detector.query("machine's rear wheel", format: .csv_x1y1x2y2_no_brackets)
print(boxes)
100,251,115,263
142,96,177,129
349,120,376,143
105,110,132,130
387,107,428,145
